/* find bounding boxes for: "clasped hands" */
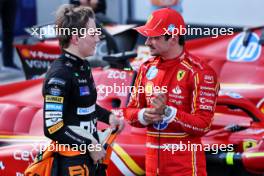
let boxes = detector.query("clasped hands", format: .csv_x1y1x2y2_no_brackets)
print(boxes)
143,93,167,124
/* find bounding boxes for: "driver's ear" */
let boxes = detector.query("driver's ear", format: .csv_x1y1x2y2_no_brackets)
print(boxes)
70,35,79,45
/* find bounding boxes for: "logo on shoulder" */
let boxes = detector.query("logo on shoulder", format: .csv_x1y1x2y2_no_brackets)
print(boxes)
79,86,90,96
45,103,63,111
49,87,62,96
48,78,66,86
45,95,64,103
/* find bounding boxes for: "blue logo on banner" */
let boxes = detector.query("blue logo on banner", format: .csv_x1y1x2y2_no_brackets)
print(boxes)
153,120,168,130
46,103,63,111
227,32,261,62
79,86,90,96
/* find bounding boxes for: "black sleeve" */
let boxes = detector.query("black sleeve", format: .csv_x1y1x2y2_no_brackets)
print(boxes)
43,68,92,146
95,104,111,124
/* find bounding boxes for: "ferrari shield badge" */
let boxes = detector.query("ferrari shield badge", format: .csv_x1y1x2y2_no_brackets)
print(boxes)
177,70,185,81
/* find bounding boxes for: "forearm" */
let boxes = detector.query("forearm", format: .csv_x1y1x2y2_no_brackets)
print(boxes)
123,108,147,128
96,104,111,124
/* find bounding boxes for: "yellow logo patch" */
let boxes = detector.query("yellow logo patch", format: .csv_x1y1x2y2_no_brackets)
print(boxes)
243,139,257,151
145,81,154,96
48,121,64,134
177,70,186,81
45,95,64,103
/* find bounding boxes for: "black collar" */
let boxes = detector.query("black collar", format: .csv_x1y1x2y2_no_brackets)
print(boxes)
62,50,85,66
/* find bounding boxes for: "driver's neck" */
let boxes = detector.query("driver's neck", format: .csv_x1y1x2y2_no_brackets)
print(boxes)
64,46,84,60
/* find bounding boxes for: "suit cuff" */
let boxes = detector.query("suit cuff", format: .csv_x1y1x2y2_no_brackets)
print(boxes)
163,106,177,123
138,108,149,126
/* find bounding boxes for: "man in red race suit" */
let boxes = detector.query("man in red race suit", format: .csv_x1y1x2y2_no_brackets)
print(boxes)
124,8,220,176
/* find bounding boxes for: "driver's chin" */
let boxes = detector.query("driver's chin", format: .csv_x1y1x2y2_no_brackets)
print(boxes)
150,50,160,56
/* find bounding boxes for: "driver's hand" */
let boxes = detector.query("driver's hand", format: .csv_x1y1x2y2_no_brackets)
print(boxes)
151,93,167,115
109,114,125,134
89,141,106,164
143,108,163,124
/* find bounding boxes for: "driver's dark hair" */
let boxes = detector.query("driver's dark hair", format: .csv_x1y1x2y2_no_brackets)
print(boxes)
164,34,185,46
55,4,95,48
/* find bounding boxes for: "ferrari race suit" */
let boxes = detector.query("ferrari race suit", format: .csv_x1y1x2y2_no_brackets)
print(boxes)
42,50,111,176
124,50,219,176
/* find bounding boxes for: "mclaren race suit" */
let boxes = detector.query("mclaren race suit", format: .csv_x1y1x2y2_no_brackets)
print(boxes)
42,51,111,176
124,50,219,176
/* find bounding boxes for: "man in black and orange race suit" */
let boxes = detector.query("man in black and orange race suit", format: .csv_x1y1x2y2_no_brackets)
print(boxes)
124,8,220,176
42,4,124,176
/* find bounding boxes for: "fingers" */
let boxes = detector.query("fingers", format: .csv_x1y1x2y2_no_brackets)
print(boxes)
109,114,125,134
153,93,167,104
92,148,106,164
145,108,159,114
151,94,167,108
116,119,125,134
143,110,163,122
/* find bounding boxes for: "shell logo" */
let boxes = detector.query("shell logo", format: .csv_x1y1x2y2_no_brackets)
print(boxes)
145,81,154,96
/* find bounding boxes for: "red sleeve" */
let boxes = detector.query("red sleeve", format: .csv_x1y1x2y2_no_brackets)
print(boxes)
175,69,220,136
124,65,147,127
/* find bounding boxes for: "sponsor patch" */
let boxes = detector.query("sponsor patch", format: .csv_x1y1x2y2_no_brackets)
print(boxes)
169,99,182,105
153,120,168,130
45,95,64,103
146,66,158,80
145,81,154,96
177,70,185,81
172,86,182,95
199,97,215,104
199,105,213,111
168,93,184,99
45,117,63,127
48,121,64,134
79,86,90,96
77,105,95,115
200,86,215,91
48,78,66,86
168,24,176,32
45,111,63,118
49,87,62,96
204,75,214,84
200,91,215,97
78,79,87,84
45,103,63,111
80,120,97,133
